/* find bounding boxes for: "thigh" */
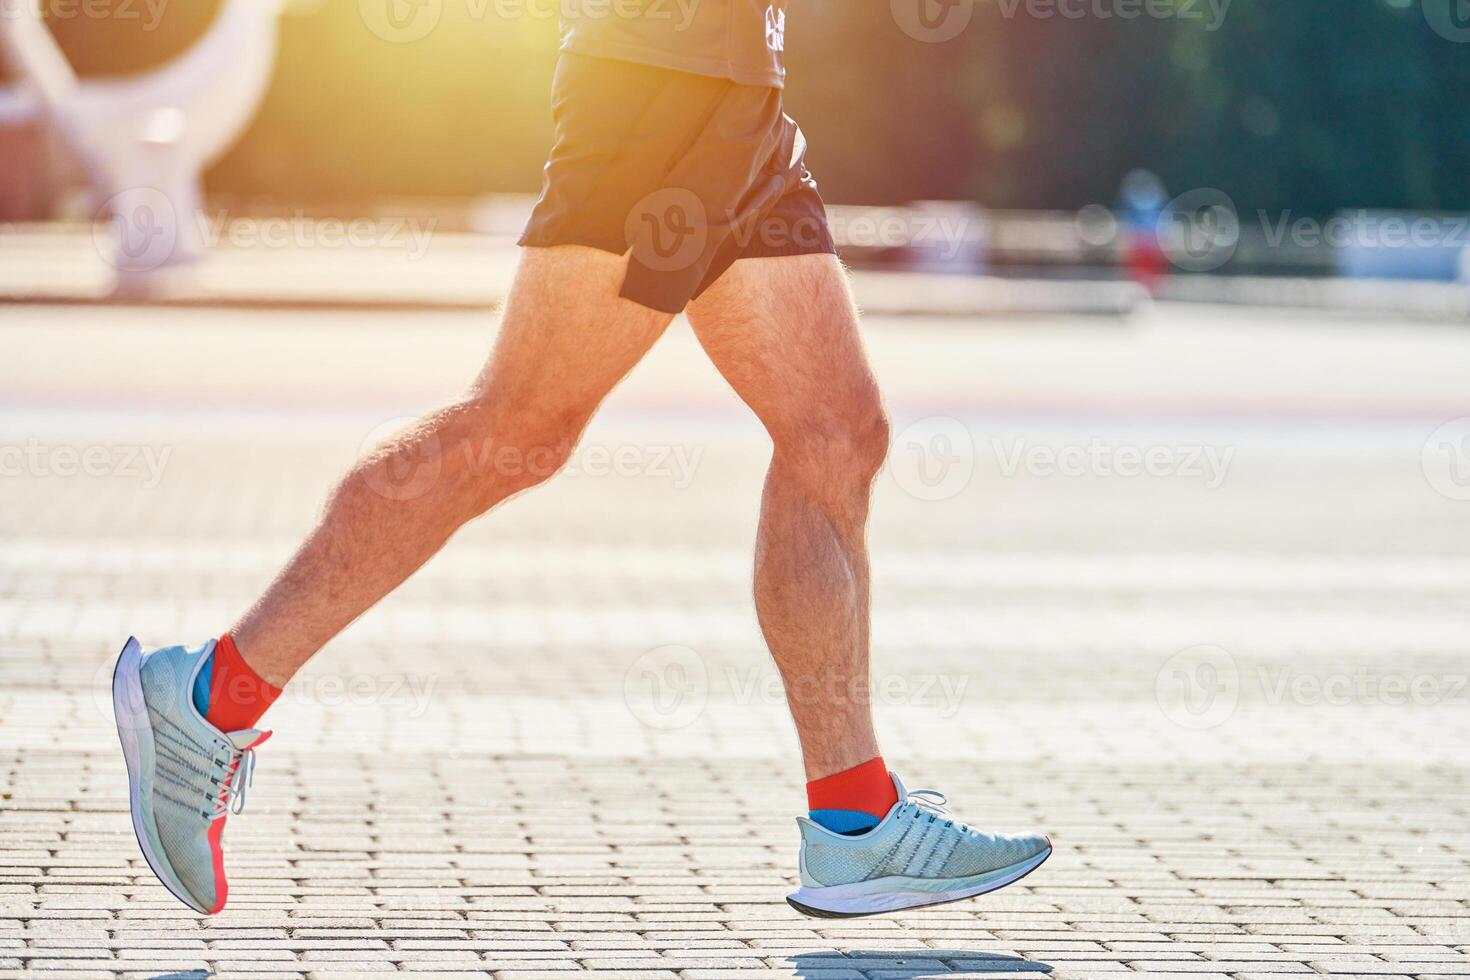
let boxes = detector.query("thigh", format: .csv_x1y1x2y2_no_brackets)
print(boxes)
684,253,882,435
471,245,675,417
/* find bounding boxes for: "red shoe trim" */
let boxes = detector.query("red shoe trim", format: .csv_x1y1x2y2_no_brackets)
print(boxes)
206,817,229,914
237,731,272,750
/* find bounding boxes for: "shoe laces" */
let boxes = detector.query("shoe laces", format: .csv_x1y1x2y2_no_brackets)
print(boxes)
211,745,256,818
906,787,970,833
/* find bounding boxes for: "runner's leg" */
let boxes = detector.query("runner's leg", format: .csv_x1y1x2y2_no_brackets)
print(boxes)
685,253,890,782
231,245,674,686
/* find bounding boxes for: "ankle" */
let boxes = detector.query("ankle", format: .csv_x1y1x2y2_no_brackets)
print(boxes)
196,633,283,733
806,757,900,835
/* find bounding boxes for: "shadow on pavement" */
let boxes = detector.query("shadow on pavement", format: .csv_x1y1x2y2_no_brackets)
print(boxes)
788,950,1053,977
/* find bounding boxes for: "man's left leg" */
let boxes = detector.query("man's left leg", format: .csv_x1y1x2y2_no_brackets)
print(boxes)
686,253,1051,918
686,254,888,784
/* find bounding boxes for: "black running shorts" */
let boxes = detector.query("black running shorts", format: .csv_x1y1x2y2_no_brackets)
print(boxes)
519,51,836,315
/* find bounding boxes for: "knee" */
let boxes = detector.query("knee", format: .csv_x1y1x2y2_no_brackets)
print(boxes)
445,395,588,498
846,407,893,484
773,400,891,493
351,395,588,515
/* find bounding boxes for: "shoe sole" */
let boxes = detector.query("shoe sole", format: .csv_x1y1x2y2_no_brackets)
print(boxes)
786,842,1052,918
113,637,209,914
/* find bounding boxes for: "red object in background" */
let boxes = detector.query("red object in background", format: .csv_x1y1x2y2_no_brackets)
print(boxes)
1125,233,1169,291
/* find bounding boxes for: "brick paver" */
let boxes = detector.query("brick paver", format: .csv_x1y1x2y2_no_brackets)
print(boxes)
1,298,1469,978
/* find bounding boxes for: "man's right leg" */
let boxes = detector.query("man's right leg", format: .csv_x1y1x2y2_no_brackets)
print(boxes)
111,244,672,915
231,245,674,688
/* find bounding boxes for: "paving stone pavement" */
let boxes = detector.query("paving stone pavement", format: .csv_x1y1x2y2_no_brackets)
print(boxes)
2,300,1469,978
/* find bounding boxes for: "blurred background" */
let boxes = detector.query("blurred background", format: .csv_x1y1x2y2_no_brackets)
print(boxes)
3,1,1470,968
9,0,1470,207
6,0,1470,295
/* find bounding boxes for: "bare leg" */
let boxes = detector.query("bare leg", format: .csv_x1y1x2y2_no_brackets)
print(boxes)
231,246,674,687
685,254,890,781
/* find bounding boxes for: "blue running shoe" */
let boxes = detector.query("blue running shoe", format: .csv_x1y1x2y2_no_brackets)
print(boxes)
788,772,1051,917
112,637,269,914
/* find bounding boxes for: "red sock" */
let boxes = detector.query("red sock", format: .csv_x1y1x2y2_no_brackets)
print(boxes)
806,757,900,821
205,634,282,733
